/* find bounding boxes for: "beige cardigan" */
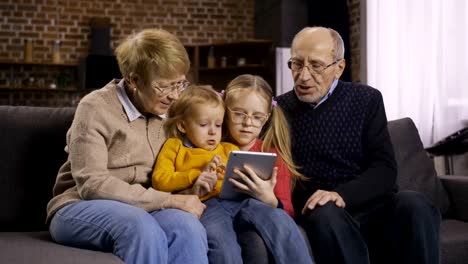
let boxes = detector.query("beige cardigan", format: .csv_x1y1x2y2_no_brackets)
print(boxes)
47,80,170,222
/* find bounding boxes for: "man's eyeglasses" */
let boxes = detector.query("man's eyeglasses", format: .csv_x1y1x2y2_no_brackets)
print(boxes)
152,80,190,96
287,58,342,75
227,108,269,127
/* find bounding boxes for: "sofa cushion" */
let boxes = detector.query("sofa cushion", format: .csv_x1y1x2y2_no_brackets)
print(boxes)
387,117,450,214
0,106,75,231
440,219,468,264
0,231,122,264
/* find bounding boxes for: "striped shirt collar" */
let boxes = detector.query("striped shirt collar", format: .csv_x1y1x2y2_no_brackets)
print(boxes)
313,78,338,109
183,137,195,148
116,79,167,121
116,79,143,122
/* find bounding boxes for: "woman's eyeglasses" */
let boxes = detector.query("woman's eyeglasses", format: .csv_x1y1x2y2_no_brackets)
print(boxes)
152,80,190,95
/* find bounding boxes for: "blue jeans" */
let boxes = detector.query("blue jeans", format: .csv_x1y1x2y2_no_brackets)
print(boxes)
200,198,314,264
49,200,208,264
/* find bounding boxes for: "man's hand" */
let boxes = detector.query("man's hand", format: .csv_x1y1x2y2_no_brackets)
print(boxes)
162,194,206,218
301,190,346,214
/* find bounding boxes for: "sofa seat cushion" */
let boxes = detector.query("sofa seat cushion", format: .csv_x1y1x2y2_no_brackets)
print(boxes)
0,231,122,264
441,219,468,264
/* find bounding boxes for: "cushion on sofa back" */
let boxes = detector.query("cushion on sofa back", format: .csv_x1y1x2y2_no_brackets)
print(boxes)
387,117,450,214
0,106,75,231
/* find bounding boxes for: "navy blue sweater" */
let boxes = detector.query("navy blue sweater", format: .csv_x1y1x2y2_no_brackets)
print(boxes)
277,81,397,214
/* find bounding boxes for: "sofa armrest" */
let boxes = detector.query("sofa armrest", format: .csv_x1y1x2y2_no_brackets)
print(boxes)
438,175,468,222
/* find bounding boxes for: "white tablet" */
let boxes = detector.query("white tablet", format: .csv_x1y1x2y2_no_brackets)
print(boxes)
219,150,277,200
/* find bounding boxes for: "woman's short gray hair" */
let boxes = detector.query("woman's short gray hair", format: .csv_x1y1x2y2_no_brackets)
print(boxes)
115,28,190,84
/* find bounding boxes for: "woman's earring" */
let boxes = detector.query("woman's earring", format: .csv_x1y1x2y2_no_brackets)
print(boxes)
130,84,137,94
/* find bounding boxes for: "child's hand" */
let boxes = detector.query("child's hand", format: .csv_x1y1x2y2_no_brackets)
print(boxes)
230,166,278,207
192,171,218,197
203,155,223,173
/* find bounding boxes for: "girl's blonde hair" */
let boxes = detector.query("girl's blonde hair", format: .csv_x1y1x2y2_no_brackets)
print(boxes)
164,85,224,139
224,74,305,182
115,28,190,85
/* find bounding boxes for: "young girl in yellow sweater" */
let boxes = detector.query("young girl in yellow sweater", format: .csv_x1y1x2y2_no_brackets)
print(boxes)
152,85,238,200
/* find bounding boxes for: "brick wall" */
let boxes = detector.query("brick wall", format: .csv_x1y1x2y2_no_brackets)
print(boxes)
1,0,362,106
348,0,360,83
0,0,254,64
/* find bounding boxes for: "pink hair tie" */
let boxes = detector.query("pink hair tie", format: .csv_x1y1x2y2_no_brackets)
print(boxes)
218,90,225,99
271,98,277,109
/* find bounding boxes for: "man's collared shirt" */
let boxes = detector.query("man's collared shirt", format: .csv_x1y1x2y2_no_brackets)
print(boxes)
313,78,338,109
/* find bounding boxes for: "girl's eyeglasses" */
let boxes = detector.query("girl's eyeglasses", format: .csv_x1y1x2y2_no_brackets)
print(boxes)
227,108,269,127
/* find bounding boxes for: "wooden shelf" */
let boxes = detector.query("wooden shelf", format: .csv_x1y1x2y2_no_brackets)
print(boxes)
0,86,79,92
198,64,265,71
205,39,273,47
0,60,78,67
186,40,275,91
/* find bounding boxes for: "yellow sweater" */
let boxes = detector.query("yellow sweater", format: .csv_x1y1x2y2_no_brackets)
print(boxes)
152,137,238,201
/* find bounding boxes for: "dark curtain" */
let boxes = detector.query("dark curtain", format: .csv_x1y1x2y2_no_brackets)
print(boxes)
307,0,352,82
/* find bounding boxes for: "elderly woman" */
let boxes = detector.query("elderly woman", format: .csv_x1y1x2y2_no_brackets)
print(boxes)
46,29,208,264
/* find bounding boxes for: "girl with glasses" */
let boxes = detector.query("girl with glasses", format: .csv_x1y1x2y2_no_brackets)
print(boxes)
223,74,305,217
219,74,313,263
202,74,314,264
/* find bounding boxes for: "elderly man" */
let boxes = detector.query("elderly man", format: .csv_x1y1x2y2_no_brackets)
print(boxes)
277,26,441,264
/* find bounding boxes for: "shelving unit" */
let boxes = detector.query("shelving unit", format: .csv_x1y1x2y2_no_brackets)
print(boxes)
0,60,83,106
0,60,78,90
0,86,87,107
0,60,77,67
186,40,275,91
1,40,276,106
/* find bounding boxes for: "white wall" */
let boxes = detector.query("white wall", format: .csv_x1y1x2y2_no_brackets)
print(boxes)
275,47,294,96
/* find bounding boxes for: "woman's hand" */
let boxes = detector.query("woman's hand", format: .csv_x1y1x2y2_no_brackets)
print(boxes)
161,194,206,218
229,166,279,207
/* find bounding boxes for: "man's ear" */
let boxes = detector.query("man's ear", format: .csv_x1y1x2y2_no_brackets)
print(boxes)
334,59,346,79
176,120,186,134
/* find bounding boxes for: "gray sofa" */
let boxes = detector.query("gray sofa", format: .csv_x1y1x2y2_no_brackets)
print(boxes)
0,105,467,264
387,118,468,264
0,106,122,264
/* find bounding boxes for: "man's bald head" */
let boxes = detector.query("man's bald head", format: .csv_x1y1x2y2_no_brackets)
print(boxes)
292,27,344,61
